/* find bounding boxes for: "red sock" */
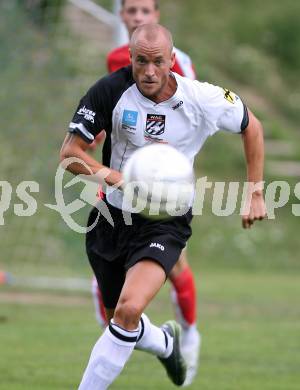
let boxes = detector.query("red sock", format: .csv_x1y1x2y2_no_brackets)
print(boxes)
171,266,197,325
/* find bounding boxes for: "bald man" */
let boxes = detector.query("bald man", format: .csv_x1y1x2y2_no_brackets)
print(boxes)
61,24,266,389
92,5,200,386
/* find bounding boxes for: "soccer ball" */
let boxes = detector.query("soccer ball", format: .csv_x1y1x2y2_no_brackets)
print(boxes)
122,144,194,218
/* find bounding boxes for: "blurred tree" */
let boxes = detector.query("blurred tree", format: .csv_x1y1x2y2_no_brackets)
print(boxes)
263,12,300,71
18,0,64,25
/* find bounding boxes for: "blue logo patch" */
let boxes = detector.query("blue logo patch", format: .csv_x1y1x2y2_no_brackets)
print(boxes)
122,110,138,127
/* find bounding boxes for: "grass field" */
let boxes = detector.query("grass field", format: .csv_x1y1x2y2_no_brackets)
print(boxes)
1,269,300,390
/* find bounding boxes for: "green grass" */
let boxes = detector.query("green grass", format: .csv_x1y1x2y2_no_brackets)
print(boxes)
1,268,300,389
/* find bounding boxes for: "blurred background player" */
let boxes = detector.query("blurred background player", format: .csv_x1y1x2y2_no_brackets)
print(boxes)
107,0,196,77
0,270,10,285
91,0,200,385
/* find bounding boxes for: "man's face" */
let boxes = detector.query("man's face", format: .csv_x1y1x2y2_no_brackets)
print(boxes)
130,37,175,100
121,0,159,36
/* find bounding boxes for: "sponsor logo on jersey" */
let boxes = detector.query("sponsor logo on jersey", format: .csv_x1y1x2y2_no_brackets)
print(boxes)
150,242,165,251
145,114,166,141
223,88,237,104
77,106,96,123
122,110,138,132
172,100,184,110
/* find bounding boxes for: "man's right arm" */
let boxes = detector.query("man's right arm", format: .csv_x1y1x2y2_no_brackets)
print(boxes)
60,133,122,187
64,76,115,182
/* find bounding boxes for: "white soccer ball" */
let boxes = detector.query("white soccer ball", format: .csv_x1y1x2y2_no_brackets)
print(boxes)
122,144,194,218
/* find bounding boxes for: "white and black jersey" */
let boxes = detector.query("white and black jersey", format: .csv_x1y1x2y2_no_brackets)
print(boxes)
69,66,249,211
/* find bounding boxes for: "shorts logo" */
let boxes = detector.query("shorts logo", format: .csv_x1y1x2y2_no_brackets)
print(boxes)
145,114,166,141
122,110,138,132
150,242,165,251
77,106,96,123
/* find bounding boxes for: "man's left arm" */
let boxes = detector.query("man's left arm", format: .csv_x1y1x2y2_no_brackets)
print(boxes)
241,109,267,228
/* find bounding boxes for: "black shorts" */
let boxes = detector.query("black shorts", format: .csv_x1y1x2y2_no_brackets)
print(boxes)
86,199,193,309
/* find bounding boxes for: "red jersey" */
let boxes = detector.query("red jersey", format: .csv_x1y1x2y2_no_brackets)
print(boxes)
107,44,196,79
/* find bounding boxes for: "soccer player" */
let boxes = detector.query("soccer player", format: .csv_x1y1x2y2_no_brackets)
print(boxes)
107,0,196,78
92,1,200,384
61,24,266,389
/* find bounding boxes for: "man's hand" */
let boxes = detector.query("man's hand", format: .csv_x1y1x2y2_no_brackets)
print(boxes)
105,169,124,188
242,192,267,229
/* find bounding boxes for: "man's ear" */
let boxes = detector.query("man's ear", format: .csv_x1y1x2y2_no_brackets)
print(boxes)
170,51,176,68
155,10,160,22
129,47,132,63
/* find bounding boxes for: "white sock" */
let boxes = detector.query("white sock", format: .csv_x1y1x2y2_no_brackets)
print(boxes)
78,320,138,390
135,313,173,358
181,324,200,346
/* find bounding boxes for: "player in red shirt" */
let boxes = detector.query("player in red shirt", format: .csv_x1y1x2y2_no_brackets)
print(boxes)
91,0,200,385
107,42,196,78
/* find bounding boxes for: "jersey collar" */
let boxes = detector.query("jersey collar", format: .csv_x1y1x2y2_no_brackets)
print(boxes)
134,72,181,107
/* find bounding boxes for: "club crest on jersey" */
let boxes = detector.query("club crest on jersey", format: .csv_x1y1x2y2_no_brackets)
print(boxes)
145,114,166,141
122,110,138,132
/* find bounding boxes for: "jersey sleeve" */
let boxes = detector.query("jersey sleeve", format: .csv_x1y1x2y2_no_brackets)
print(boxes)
195,82,249,135
68,77,112,144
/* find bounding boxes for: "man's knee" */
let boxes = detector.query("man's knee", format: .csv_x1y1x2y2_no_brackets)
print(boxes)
114,298,144,330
